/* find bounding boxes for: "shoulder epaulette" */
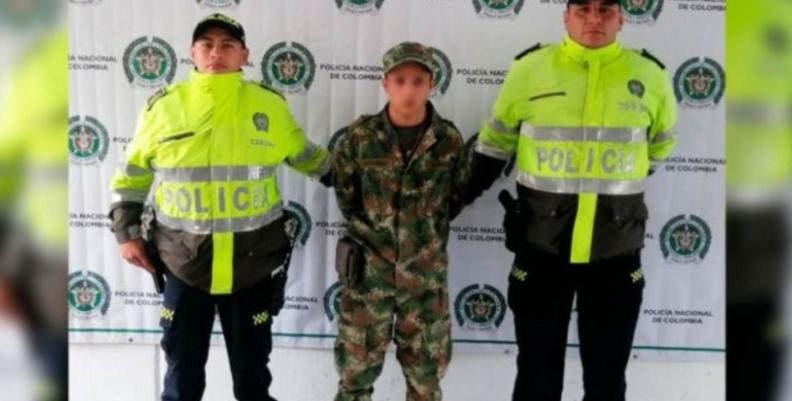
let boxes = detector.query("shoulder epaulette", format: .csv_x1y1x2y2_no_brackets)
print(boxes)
146,87,171,111
256,81,286,100
515,43,543,61
640,49,666,70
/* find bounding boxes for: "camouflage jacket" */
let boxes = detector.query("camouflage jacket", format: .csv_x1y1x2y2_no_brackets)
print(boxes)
332,103,469,272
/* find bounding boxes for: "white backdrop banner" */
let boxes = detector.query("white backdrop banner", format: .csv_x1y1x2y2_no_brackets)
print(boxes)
68,0,725,361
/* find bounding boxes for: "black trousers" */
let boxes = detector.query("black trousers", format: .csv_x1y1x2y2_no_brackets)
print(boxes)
160,272,277,401
726,207,788,401
508,250,644,401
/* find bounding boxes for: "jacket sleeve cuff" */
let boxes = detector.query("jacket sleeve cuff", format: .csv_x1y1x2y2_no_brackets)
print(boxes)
113,224,142,244
108,201,144,244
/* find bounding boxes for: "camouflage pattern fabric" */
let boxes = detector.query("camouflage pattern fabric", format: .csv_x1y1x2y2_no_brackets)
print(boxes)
331,103,469,401
382,41,436,78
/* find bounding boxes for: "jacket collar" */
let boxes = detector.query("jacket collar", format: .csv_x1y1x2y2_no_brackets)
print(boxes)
560,35,623,65
381,101,442,165
189,69,244,93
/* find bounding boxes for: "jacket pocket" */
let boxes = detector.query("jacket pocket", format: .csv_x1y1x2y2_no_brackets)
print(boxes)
235,219,291,275
158,132,195,144
154,227,200,263
529,91,567,102
152,227,211,288
521,194,576,253
593,197,649,258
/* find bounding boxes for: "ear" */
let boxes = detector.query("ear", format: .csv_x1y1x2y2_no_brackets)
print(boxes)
242,47,250,64
190,46,197,66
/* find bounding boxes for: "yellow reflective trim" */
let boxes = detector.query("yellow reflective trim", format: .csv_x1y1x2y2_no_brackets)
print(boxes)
479,125,519,158
517,172,645,195
287,143,331,176
252,311,271,326
488,118,520,135
210,233,234,294
570,193,597,264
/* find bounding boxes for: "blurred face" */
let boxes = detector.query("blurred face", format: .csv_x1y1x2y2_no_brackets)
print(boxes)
382,63,435,115
190,27,249,74
564,1,624,49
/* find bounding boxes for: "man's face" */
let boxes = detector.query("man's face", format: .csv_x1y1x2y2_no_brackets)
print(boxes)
190,27,249,74
564,1,624,49
382,63,434,115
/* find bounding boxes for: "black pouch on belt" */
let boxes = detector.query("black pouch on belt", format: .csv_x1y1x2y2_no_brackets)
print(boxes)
335,237,363,287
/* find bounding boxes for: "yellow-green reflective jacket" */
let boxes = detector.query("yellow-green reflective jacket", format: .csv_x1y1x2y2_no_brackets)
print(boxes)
0,29,68,254
109,70,329,294
477,36,677,263
726,0,792,206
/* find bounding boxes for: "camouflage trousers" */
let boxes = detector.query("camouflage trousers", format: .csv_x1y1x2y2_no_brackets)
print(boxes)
333,257,452,401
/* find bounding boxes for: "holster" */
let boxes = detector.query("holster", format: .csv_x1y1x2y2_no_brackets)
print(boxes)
335,236,364,288
267,215,297,316
267,247,294,316
141,206,167,294
144,240,167,294
499,189,524,254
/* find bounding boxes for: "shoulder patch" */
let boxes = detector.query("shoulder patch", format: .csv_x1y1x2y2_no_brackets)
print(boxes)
640,49,666,70
146,87,171,111
515,43,542,61
256,81,286,100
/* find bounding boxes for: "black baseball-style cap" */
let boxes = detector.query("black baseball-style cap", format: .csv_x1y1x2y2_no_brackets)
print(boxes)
567,0,621,5
192,13,246,48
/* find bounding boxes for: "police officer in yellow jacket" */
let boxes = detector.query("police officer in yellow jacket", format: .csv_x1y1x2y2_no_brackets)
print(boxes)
108,14,330,401
467,1,678,400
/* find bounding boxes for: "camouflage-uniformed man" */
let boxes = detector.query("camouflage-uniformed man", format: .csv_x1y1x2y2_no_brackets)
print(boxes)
331,42,470,401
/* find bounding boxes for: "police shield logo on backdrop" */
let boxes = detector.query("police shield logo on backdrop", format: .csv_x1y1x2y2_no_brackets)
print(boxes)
123,36,178,88
472,0,525,19
660,214,712,264
674,57,726,109
284,201,313,248
261,42,317,94
323,282,343,323
69,116,110,165
430,47,453,98
196,0,241,9
454,284,507,331
620,0,664,24
334,0,386,14
68,270,112,319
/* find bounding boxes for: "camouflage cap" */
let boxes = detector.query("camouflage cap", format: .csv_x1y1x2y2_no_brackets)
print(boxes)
382,42,436,78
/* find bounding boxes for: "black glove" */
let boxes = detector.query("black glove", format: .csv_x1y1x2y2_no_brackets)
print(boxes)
465,151,507,205
319,171,333,188
498,189,523,253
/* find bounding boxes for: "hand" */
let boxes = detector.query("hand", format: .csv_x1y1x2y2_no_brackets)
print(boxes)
319,171,333,188
0,278,22,321
119,238,155,274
